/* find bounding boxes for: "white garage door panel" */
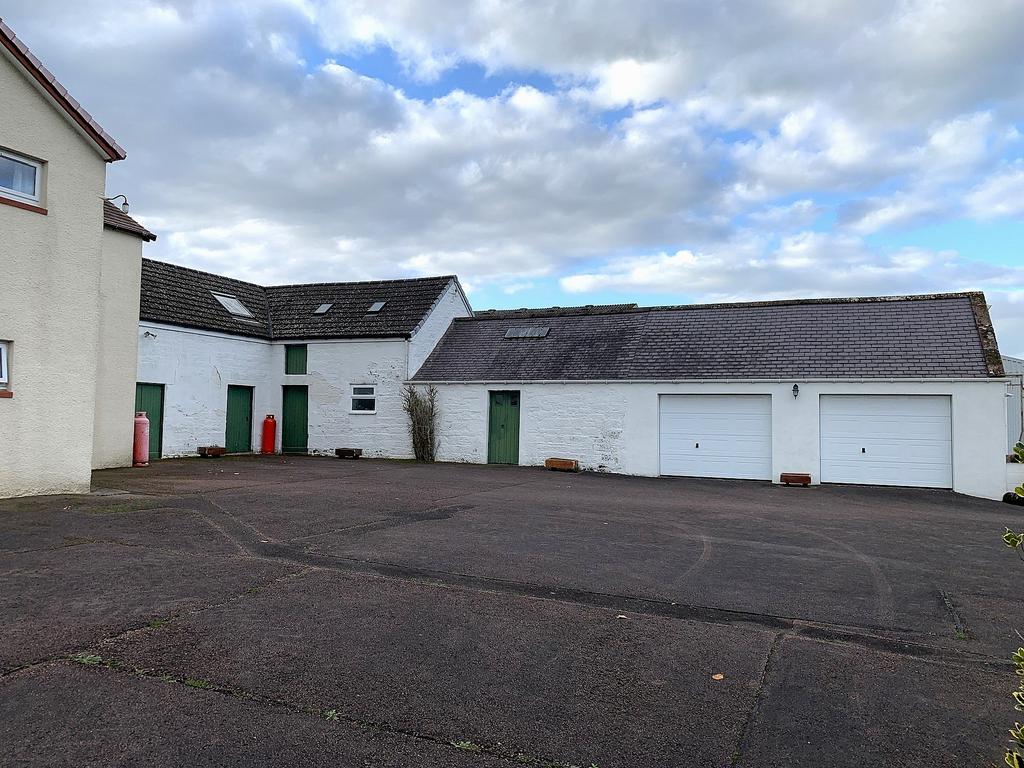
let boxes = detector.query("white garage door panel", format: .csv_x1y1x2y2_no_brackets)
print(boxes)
660,395,772,480
819,395,952,488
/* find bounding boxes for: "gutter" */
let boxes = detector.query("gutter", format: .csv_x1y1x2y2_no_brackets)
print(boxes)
407,377,1010,385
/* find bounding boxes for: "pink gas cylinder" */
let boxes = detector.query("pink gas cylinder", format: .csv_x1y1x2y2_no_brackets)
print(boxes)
133,411,150,467
261,414,277,454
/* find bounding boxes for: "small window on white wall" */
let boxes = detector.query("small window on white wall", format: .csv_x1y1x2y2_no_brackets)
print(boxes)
0,150,42,203
0,341,9,386
351,385,376,413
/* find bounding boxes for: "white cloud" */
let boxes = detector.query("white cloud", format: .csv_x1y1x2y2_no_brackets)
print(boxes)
561,231,1024,301
965,162,1024,219
1,0,1021,320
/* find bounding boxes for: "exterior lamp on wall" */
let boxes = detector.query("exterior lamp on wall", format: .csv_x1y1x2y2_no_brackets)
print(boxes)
792,384,800,398
104,194,130,213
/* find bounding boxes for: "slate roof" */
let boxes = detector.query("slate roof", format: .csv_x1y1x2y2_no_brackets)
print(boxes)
103,200,156,241
0,19,125,161
140,258,458,340
412,292,1004,381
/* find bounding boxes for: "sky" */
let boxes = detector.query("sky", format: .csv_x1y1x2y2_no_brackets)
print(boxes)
5,1,1024,352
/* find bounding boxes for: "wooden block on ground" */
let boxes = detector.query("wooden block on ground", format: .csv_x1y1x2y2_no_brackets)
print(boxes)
780,472,811,486
198,446,226,458
545,457,579,472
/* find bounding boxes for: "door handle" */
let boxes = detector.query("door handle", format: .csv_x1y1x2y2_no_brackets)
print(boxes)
861,447,866,453
695,442,699,449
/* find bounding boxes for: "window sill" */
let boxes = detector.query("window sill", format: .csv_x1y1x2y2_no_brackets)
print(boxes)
350,410,376,415
0,196,46,215
0,390,13,398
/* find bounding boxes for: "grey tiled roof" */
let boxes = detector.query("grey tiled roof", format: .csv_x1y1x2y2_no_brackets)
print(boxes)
140,258,456,340
412,293,1004,381
103,200,156,241
266,277,455,340
141,259,271,338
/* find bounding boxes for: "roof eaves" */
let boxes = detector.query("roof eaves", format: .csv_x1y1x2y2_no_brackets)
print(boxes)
0,19,125,162
102,200,157,241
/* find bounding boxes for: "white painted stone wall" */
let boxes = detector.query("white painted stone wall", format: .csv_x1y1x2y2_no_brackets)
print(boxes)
92,228,145,469
137,323,276,457
0,51,109,496
429,379,1010,500
408,280,471,376
287,338,413,458
137,324,416,458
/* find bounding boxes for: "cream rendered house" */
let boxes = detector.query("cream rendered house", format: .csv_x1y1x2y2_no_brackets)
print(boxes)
0,20,154,497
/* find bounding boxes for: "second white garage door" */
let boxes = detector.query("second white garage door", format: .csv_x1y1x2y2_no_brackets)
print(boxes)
819,395,952,488
659,395,772,480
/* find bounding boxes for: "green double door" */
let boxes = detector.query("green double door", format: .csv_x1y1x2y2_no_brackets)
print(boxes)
135,383,164,461
282,385,309,454
487,391,520,464
225,385,254,453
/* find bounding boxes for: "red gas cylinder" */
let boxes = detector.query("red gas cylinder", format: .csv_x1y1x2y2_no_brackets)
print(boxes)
261,414,277,454
133,411,150,467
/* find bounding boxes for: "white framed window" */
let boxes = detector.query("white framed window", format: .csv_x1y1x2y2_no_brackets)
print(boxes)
0,341,9,386
0,150,42,203
211,291,255,319
351,384,376,413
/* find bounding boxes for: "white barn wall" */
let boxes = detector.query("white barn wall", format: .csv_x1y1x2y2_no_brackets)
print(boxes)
137,323,275,456
298,338,413,458
408,280,471,376
431,380,1009,499
137,324,415,458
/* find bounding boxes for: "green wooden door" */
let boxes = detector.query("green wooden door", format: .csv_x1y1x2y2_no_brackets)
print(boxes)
134,383,164,461
225,385,254,453
487,391,520,464
281,385,308,454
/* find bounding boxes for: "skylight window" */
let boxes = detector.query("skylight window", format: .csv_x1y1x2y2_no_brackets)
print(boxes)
314,303,333,314
367,301,386,314
504,326,550,338
211,292,254,319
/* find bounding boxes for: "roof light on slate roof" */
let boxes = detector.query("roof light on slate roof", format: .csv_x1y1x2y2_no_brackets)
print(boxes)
504,326,550,338
211,291,255,319
367,301,386,314
314,303,333,314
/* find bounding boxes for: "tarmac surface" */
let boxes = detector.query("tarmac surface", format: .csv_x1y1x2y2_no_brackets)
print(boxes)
1,455,1021,766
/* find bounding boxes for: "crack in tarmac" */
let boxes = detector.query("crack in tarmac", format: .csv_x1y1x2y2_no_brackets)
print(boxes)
729,630,787,767
184,494,1009,667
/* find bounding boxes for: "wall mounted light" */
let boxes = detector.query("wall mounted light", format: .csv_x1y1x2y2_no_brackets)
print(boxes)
143,331,157,339
104,194,130,213
792,384,800,398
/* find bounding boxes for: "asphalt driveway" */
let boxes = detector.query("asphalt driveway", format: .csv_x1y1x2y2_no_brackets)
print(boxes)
1,456,1022,766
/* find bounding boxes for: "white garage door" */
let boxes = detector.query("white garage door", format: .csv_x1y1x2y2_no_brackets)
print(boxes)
659,395,772,480
819,395,952,488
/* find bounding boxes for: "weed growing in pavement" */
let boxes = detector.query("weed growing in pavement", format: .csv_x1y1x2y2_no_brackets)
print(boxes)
71,652,103,666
